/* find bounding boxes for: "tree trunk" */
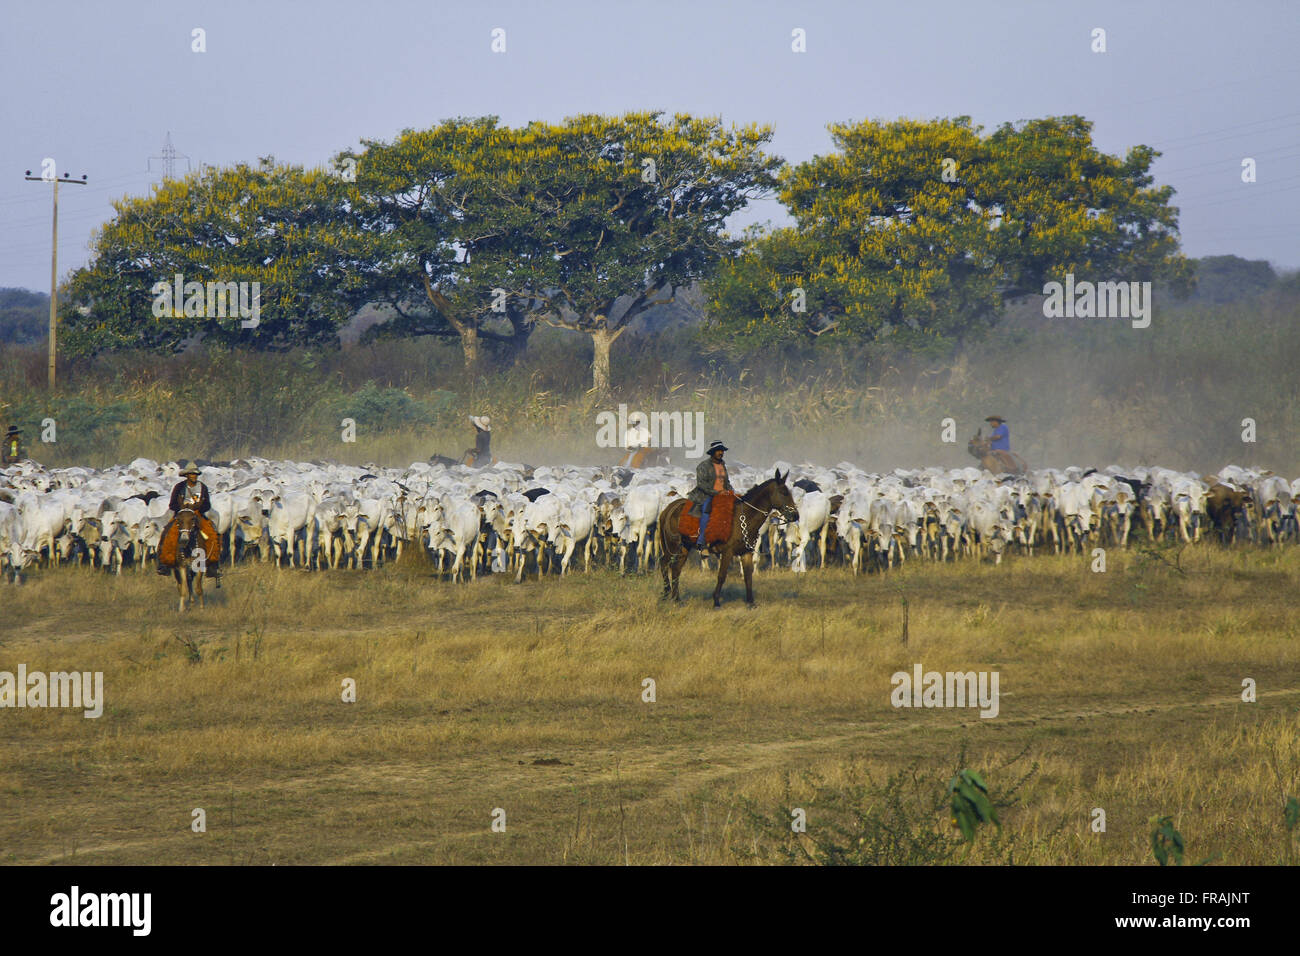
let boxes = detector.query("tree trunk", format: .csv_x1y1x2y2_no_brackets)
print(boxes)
505,309,534,367
421,275,480,372
591,327,617,395
458,325,480,372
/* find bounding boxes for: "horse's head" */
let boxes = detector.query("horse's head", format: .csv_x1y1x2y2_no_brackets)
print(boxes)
174,508,200,556
747,468,800,523
967,429,990,460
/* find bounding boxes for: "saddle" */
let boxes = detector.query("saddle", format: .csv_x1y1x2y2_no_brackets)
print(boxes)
159,515,221,568
679,491,736,546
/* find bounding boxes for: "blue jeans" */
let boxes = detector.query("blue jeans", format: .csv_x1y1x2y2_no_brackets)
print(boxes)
696,496,712,547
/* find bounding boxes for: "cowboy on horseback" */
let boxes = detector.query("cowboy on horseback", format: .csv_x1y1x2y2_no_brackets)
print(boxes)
620,412,659,469
687,440,733,549
659,460,799,607
464,415,493,467
157,461,221,581
969,416,1027,475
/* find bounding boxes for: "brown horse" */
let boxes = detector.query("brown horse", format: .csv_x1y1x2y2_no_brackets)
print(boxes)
658,470,799,607
168,507,209,611
967,429,1028,475
618,447,671,469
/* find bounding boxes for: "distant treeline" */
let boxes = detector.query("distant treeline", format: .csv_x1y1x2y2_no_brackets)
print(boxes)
0,288,50,345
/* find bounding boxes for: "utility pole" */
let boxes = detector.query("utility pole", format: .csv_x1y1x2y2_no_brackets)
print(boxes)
24,167,88,391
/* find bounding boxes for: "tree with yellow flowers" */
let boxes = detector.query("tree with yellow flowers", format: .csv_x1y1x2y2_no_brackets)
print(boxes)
705,115,1192,351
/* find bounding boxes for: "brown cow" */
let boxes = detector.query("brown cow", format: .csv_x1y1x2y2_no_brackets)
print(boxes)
1205,483,1255,544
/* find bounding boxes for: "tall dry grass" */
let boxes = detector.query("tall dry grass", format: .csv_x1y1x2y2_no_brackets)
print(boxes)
2,541,1297,864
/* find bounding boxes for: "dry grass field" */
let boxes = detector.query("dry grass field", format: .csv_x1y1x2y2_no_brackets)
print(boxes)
2,543,1298,865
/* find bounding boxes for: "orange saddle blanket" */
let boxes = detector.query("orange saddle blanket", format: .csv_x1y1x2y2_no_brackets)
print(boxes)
678,491,736,545
159,517,221,567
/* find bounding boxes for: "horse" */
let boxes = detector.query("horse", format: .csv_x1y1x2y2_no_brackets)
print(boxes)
618,447,671,469
168,507,208,612
657,469,800,607
459,449,499,468
967,429,1028,476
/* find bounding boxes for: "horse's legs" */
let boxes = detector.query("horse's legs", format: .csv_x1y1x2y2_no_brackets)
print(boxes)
659,538,672,596
741,552,755,605
712,547,733,607
195,571,204,609
174,567,185,612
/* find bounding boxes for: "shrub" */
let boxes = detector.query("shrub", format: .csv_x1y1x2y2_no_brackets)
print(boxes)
1,394,135,463
324,381,454,433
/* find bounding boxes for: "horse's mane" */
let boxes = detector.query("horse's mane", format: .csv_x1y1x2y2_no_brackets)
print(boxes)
742,477,782,503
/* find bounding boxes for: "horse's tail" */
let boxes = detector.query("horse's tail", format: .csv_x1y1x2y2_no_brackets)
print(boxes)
658,499,688,560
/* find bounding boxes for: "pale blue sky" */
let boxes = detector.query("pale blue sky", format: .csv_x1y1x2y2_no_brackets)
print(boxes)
2,0,1297,291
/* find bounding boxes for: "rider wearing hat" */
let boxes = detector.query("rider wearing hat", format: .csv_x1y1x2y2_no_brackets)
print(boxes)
2,425,25,466
622,412,652,468
157,461,220,580
468,415,492,467
687,440,733,548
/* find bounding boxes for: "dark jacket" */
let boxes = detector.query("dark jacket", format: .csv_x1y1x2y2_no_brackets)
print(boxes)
687,456,733,505
168,479,212,515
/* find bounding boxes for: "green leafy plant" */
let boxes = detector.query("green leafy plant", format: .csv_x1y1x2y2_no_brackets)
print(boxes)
948,769,1001,842
733,745,1040,865
1149,814,1219,866
1149,814,1186,866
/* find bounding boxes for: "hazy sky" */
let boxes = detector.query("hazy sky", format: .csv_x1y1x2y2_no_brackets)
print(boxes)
2,0,1297,291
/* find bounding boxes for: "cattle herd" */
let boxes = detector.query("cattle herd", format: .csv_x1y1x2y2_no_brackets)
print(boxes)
2,457,1298,585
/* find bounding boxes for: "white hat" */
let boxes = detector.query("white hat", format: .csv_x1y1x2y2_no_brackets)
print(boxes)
470,415,491,432
625,417,651,446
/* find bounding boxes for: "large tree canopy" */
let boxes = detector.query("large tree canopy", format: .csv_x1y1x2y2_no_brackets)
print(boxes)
491,112,783,392
63,159,373,354
705,115,1192,350
342,117,543,370
340,111,781,387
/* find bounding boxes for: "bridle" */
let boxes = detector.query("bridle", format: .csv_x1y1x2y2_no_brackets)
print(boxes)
174,506,198,557
736,496,798,552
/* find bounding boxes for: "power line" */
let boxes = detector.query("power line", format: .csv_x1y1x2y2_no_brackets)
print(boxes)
1156,144,1300,178
148,131,191,180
